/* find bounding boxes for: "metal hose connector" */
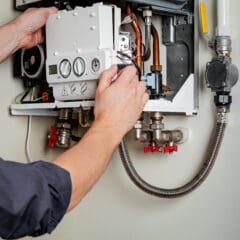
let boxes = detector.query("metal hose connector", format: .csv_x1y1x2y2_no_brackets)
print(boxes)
143,7,152,61
119,114,227,198
142,23,151,61
142,7,152,61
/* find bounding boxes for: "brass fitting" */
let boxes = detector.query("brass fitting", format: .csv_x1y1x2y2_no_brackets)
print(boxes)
151,65,162,72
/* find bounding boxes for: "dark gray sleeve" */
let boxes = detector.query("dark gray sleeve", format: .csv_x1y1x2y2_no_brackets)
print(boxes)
0,158,72,239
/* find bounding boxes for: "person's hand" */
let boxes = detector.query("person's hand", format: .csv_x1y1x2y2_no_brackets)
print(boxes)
13,7,58,49
94,65,149,140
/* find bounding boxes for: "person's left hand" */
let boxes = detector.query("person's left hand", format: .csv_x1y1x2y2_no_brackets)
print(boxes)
13,7,58,49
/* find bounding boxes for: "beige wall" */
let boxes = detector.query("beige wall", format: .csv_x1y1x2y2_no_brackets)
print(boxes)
0,0,240,239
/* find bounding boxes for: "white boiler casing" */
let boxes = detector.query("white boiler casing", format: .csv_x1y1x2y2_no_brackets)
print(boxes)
46,3,121,101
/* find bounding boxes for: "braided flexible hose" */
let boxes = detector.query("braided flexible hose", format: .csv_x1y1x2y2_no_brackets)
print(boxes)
119,119,226,198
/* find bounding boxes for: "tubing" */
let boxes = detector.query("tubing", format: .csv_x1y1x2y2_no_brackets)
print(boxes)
126,5,143,70
151,25,160,68
142,22,151,61
142,7,152,61
119,118,226,198
217,0,230,36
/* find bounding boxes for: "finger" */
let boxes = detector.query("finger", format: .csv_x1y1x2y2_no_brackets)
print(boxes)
127,74,138,88
37,7,58,26
137,81,147,96
142,93,149,107
46,7,58,15
97,65,118,93
127,76,139,96
34,28,44,46
117,65,137,78
39,28,45,44
25,8,37,13
116,66,138,86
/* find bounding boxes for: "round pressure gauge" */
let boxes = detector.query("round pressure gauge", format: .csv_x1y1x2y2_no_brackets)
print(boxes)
73,57,85,77
91,58,101,73
59,59,71,78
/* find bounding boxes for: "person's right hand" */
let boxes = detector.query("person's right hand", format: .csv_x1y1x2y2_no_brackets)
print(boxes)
94,65,149,141
13,7,58,49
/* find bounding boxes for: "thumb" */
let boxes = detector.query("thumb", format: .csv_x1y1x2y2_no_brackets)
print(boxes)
97,65,118,93
46,7,58,15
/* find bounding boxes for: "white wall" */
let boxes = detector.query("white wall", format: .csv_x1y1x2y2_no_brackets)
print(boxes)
0,0,240,239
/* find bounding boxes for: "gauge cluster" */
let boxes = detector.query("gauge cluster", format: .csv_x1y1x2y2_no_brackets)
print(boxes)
47,51,113,101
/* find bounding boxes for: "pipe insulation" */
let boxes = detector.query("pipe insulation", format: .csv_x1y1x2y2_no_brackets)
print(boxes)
217,0,230,36
119,118,226,198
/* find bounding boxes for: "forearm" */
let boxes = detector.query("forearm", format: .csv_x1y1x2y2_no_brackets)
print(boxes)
53,120,122,211
0,21,21,63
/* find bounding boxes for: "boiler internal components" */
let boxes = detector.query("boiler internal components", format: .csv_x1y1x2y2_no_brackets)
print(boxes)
12,1,198,115
119,0,238,198
135,112,185,154
13,0,238,200
14,45,45,88
48,108,73,148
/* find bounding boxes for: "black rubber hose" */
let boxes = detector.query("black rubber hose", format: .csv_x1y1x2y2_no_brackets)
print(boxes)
119,120,226,198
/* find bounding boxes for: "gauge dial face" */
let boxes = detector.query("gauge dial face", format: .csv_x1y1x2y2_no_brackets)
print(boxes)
91,58,101,73
59,59,71,78
73,57,85,77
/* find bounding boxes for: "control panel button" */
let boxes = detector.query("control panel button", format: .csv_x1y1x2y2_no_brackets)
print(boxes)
73,57,85,77
59,59,71,78
91,58,101,73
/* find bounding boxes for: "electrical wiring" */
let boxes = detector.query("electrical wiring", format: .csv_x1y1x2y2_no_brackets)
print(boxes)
14,88,34,104
117,53,137,61
14,89,30,104
19,89,49,103
15,87,49,162
25,88,34,163
31,93,49,102
14,89,32,167
117,51,141,77
25,115,33,163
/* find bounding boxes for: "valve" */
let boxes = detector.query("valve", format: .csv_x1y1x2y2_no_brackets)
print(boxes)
163,145,178,154
48,109,73,149
135,113,184,154
144,144,178,154
48,126,58,148
42,91,49,102
144,146,160,153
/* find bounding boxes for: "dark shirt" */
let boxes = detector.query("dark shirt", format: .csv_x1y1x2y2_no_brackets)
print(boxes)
0,158,72,239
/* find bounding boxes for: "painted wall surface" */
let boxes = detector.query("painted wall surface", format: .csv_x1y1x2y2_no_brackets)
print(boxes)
0,0,240,239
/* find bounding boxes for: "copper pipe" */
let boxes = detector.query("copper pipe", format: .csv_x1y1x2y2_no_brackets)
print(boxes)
126,5,143,71
151,25,162,72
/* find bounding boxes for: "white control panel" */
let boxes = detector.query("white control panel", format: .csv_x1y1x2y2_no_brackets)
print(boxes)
46,3,121,101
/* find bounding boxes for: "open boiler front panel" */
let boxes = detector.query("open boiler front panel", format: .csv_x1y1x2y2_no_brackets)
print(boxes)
12,0,238,198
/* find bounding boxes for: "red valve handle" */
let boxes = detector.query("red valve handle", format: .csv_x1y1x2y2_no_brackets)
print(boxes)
48,126,58,148
42,92,49,102
163,145,178,154
144,146,160,153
